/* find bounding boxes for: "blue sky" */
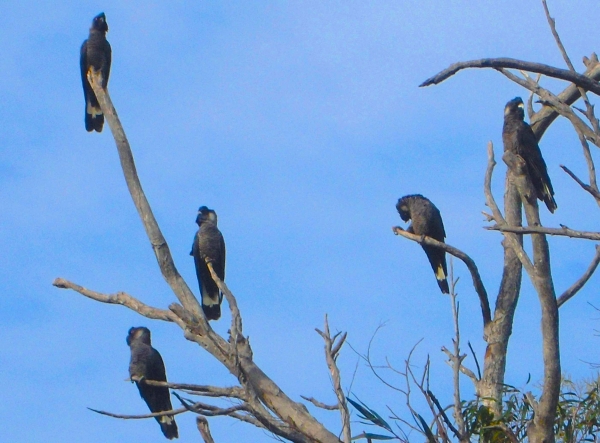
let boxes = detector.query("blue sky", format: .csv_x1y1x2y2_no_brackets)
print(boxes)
2,1,600,441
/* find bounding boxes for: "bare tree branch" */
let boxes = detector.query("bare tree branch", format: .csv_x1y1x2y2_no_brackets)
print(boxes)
88,406,187,419
173,392,249,417
486,224,600,241
83,68,343,443
557,245,600,308
483,141,509,224
481,141,524,414
197,416,215,443
561,164,600,202
542,0,600,136
542,0,576,72
392,227,491,327
206,260,243,346
420,57,600,96
316,316,351,443
444,267,468,442
498,152,538,276
425,389,461,439
301,396,339,411
52,278,177,322
498,68,600,147
530,54,600,139
573,126,600,203
141,380,246,399
441,347,478,385
85,70,205,320
503,148,560,443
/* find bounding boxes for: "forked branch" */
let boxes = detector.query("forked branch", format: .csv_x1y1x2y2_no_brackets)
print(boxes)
76,69,343,443
316,316,351,443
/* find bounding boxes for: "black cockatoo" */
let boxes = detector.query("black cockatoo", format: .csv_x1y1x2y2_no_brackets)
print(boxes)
396,194,449,294
502,96,557,213
80,12,111,132
191,206,226,320
127,327,178,440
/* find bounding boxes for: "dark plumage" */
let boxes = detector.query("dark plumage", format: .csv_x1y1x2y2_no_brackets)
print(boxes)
127,327,178,440
396,194,449,294
80,12,111,132
502,97,557,213
191,206,226,320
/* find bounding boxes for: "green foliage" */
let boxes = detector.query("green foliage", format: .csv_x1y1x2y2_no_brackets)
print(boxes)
553,379,600,442
347,397,398,441
349,379,600,442
347,397,393,433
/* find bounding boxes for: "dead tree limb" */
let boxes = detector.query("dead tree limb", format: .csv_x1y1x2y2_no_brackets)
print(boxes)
84,70,205,320
301,396,339,411
197,416,215,443
530,54,600,139
392,227,491,328
444,269,468,442
316,316,351,443
89,406,187,419
481,141,524,414
498,68,600,147
542,0,600,136
141,380,245,399
420,57,600,96
557,245,600,308
486,225,600,241
52,278,177,322
503,150,560,443
561,164,600,202
69,69,343,443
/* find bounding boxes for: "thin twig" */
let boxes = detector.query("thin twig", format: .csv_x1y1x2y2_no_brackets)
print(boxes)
206,260,243,346
441,347,478,384
88,406,187,419
557,245,600,307
467,342,482,380
445,264,468,441
574,128,600,203
300,396,339,411
561,164,600,202
483,141,506,224
426,389,460,438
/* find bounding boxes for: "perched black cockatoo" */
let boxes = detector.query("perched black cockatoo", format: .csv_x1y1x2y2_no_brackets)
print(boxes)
502,97,557,213
396,194,449,294
127,327,178,440
191,206,226,320
80,12,111,132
